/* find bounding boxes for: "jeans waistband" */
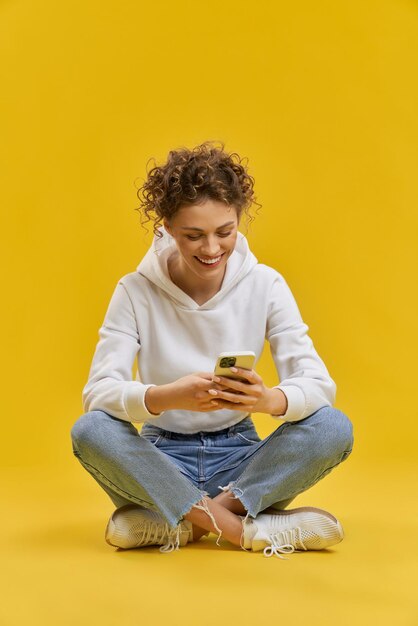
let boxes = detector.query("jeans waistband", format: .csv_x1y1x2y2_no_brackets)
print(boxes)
142,415,254,439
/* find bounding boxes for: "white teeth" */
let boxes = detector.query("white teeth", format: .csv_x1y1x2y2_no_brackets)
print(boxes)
197,255,222,264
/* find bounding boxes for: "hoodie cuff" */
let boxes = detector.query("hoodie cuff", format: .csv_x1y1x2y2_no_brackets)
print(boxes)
271,385,306,422
124,382,164,422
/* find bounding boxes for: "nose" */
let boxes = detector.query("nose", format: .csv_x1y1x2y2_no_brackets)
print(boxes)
200,236,221,257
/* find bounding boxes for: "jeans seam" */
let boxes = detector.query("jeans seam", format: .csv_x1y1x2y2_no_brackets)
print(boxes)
73,452,154,508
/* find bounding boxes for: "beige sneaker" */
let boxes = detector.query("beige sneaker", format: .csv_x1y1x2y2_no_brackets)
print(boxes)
241,506,344,559
105,504,193,553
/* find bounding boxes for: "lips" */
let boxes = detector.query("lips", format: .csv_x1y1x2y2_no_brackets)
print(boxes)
195,253,224,267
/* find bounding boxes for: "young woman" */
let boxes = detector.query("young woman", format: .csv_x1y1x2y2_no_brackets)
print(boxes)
71,141,354,559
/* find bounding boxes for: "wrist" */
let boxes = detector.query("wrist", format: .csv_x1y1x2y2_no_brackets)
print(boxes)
268,387,288,416
145,384,172,415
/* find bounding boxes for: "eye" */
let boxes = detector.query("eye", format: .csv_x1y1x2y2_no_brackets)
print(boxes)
186,231,232,241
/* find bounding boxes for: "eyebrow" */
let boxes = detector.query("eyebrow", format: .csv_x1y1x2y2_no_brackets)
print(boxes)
180,221,235,231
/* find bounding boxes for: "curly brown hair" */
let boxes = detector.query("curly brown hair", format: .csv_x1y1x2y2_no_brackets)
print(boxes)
134,140,262,238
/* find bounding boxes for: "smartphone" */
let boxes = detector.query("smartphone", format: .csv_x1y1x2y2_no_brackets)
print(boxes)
214,351,256,382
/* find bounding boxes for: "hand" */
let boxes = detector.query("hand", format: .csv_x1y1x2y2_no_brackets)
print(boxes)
145,372,232,414
207,367,288,416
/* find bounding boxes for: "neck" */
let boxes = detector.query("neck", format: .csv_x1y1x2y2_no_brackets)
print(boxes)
167,251,226,301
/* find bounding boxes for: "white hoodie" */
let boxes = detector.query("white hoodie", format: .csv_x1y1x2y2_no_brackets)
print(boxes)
82,227,336,433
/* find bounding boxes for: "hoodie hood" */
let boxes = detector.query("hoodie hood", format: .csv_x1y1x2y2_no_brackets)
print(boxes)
136,225,258,310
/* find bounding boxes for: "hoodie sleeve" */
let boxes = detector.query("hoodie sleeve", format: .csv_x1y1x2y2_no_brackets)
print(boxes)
82,280,164,423
265,272,337,422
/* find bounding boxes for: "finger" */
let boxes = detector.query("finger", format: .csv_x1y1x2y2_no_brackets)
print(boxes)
197,372,217,380
208,389,256,405
200,380,230,392
212,382,235,392
229,367,261,384
213,376,254,393
211,399,254,411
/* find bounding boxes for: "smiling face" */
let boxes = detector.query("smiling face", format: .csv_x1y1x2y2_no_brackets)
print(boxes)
163,198,240,292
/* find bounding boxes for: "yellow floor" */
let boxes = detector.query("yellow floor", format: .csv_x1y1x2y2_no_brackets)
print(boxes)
3,453,417,626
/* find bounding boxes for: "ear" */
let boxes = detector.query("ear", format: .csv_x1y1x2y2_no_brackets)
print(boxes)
163,219,172,235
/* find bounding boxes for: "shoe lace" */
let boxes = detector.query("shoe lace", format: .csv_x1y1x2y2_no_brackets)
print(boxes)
264,527,307,560
159,523,183,553
136,518,183,553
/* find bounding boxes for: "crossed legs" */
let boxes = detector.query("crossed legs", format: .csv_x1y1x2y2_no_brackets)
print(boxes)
71,407,353,550
183,490,247,547
182,407,354,548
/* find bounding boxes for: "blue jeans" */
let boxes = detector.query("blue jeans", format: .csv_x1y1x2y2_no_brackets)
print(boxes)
70,406,354,532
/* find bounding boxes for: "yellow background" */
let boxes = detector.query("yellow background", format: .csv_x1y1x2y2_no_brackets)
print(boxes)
1,0,417,624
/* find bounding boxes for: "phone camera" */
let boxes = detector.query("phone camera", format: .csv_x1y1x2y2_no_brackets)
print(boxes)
220,357,236,368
